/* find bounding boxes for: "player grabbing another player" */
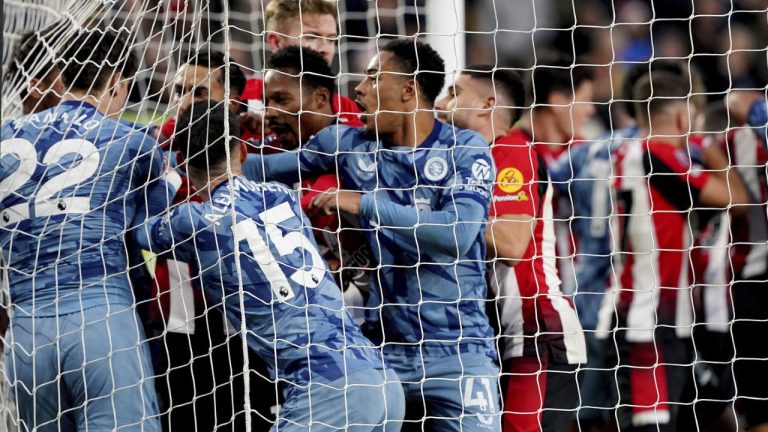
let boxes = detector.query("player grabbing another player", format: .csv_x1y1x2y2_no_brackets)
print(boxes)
605,70,748,432
246,39,501,431
262,46,370,319
0,27,161,431
134,101,405,431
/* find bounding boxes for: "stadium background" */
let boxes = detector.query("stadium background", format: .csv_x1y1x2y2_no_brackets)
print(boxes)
1,0,767,431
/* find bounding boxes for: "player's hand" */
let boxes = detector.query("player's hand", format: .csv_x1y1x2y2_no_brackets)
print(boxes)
240,111,268,137
727,90,762,125
310,188,363,216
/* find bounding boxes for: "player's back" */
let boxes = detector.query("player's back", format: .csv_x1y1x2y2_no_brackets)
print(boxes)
178,176,381,385
0,101,160,316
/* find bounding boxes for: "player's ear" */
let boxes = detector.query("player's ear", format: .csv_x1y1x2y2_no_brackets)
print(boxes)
27,78,43,101
481,96,496,117
314,87,331,111
239,141,248,164
266,33,282,52
549,91,569,108
401,78,416,103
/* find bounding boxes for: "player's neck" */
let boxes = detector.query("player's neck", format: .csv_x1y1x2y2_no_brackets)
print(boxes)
387,111,435,148
62,91,111,116
188,167,243,202
524,110,566,144
642,127,686,148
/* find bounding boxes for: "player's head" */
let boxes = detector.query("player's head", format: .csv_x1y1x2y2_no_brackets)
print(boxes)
174,50,247,117
529,56,595,141
264,46,335,150
622,60,703,118
435,65,525,141
58,27,139,116
354,39,445,136
5,25,65,114
175,101,243,184
633,70,692,141
265,0,338,65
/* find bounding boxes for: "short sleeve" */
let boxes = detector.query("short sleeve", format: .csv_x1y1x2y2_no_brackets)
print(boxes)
644,143,711,209
441,130,495,209
490,141,538,217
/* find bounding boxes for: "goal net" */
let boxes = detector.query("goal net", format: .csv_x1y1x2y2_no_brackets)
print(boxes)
1,0,767,431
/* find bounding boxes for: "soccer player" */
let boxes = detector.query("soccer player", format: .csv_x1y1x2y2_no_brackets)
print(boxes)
263,46,369,319
435,65,526,143
516,59,595,297
0,27,161,431
720,89,768,432
157,50,247,144
134,101,406,431
239,0,360,143
547,60,693,430
4,24,65,115
607,70,748,432
481,75,587,432
154,49,279,432
246,39,501,431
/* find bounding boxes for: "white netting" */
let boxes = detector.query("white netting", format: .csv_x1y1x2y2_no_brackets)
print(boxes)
1,1,768,431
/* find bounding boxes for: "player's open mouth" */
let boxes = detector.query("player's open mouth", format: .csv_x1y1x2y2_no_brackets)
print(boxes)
355,100,368,114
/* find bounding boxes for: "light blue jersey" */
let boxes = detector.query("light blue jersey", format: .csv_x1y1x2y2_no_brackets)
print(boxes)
548,126,639,330
0,101,164,316
1,101,162,431
244,121,497,359
133,176,386,386
243,121,501,431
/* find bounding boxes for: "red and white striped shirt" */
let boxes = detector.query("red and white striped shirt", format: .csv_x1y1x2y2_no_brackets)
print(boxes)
489,128,586,364
609,138,711,342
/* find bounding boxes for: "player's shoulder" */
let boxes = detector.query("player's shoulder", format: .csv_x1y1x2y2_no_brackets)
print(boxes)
311,123,369,150
438,121,488,148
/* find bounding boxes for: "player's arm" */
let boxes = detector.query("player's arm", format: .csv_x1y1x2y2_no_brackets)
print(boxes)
312,142,494,256
360,194,488,256
132,199,200,263
697,142,749,214
645,147,748,216
485,148,538,266
242,125,346,184
485,214,533,265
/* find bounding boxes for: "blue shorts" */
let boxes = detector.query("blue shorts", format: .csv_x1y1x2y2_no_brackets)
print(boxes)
275,367,405,431
386,346,501,432
4,305,160,432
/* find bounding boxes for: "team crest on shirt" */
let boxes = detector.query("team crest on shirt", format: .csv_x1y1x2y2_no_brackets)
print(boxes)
497,167,524,193
424,156,448,181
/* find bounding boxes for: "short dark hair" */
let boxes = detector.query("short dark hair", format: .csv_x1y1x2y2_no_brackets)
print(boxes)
268,46,335,96
5,25,61,97
381,39,445,104
58,27,139,93
187,50,247,97
530,55,594,109
463,64,526,126
622,60,688,118
632,70,691,121
175,101,240,171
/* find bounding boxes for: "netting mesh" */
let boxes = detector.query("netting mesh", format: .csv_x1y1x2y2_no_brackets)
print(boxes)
1,0,767,431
